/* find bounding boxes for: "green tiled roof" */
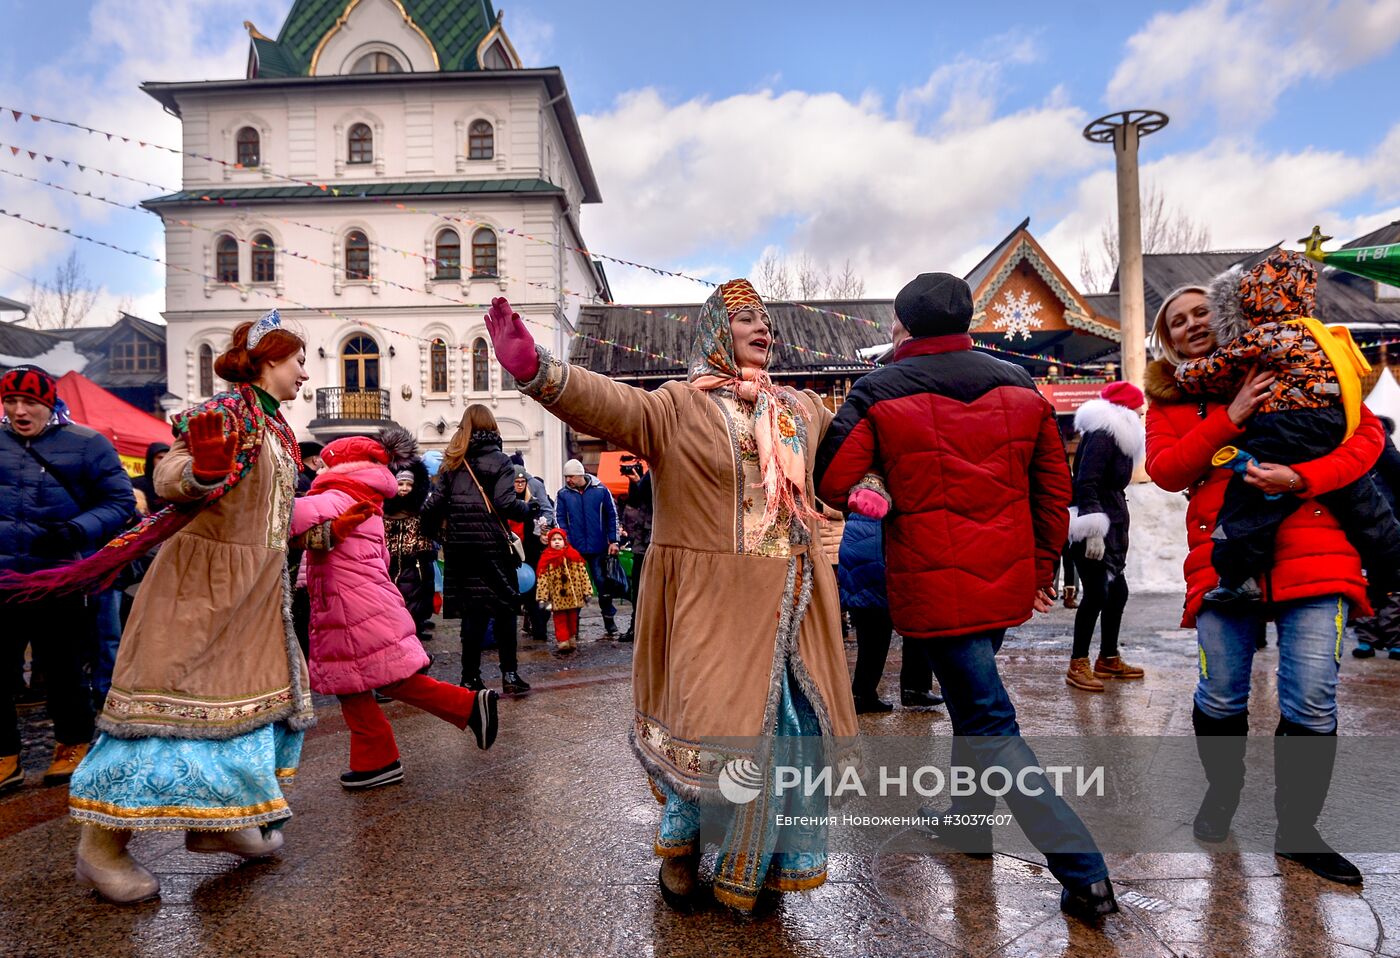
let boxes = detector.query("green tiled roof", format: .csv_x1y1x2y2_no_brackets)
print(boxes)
143,178,562,206
254,0,498,77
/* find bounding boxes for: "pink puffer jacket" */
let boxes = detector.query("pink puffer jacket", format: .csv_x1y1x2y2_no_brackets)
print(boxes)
291,463,429,695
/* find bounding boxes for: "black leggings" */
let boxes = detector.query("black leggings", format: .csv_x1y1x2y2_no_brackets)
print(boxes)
462,609,518,678
1071,555,1128,660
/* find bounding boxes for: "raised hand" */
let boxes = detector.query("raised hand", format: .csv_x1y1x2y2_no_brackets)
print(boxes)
482,296,540,382
330,500,381,541
187,411,237,482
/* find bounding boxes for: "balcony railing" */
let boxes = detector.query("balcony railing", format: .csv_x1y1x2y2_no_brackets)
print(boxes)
315,387,391,421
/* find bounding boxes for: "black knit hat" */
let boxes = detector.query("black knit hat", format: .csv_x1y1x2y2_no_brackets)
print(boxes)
298,440,324,459
1,365,58,408
894,273,974,337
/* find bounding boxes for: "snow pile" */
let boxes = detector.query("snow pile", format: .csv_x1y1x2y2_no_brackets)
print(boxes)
1124,482,1190,595
0,340,88,376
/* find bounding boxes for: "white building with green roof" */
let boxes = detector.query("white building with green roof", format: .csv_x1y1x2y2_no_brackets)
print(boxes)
142,0,607,489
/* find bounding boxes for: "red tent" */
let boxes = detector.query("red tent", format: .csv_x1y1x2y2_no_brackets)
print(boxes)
56,371,173,475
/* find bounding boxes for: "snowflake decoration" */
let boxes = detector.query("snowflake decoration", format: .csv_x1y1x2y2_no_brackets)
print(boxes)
989,289,1045,341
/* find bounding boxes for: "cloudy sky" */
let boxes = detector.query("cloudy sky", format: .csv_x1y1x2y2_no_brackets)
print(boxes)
0,0,1397,320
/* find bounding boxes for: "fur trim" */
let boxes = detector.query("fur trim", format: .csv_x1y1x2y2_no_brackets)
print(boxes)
384,458,430,516
1067,507,1111,543
1207,265,1249,345
1144,358,1186,404
1073,398,1145,464
378,424,418,472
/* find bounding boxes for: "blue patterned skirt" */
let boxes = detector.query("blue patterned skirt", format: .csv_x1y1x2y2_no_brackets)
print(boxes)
69,723,303,831
654,663,828,911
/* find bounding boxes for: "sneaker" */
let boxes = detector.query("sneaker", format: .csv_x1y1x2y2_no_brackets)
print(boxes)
1389,648,1400,661
0,755,22,794
1060,878,1119,921
1354,641,1376,659
43,742,90,785
1202,579,1263,605
467,688,500,750
340,760,404,790
501,671,531,695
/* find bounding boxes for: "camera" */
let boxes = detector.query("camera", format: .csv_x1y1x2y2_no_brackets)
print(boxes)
619,457,643,477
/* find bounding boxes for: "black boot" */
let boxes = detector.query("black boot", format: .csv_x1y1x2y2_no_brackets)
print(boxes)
461,674,485,692
1192,705,1249,842
603,615,619,637
501,671,531,695
1060,878,1119,921
1274,718,1361,885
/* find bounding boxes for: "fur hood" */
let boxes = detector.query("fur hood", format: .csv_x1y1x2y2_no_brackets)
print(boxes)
378,423,419,473
1074,398,1144,465
1206,264,1250,346
384,457,430,517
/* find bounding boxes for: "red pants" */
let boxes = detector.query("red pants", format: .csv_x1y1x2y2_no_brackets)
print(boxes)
553,609,579,646
337,673,477,772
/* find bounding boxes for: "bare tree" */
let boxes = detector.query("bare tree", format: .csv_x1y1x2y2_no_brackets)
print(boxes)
29,251,99,329
827,259,866,299
754,251,793,300
794,253,830,299
1078,183,1213,293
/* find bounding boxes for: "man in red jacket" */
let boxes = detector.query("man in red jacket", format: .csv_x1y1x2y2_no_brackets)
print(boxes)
814,272,1115,922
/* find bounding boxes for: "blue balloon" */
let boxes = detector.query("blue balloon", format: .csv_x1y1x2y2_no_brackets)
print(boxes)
515,564,536,594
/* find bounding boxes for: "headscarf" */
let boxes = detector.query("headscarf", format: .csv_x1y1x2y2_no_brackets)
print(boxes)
688,279,819,540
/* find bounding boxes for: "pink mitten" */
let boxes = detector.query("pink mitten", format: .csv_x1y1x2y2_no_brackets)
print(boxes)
483,297,540,381
848,487,890,519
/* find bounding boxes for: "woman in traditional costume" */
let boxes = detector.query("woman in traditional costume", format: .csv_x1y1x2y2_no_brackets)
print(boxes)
2,311,347,904
482,282,860,912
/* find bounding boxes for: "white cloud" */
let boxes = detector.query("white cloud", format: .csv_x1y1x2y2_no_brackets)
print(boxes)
580,68,1098,302
503,6,555,67
1107,0,1400,128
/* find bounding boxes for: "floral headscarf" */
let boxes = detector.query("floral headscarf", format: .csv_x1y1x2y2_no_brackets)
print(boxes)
689,279,819,540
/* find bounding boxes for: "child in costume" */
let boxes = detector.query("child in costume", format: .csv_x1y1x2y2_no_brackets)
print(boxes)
1174,249,1400,603
535,528,592,654
293,435,499,790
380,425,438,646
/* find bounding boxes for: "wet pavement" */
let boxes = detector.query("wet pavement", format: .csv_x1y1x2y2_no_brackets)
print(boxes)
3,594,1400,957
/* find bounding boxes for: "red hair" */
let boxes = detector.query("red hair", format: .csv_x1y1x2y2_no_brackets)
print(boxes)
214,321,306,384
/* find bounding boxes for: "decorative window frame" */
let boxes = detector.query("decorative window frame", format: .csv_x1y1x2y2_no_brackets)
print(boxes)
454,110,506,173
334,109,386,177
466,326,493,397
206,229,249,301
422,222,463,291
419,323,457,405
333,325,388,392
247,224,286,295
465,217,507,291
187,329,233,400
221,113,273,180
334,223,380,295
340,41,411,76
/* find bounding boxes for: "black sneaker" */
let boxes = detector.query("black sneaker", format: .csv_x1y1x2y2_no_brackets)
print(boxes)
901,689,945,709
501,671,531,695
340,760,404,791
1060,878,1119,921
467,689,499,750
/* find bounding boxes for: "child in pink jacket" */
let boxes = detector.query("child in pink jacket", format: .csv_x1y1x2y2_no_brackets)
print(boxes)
292,434,498,790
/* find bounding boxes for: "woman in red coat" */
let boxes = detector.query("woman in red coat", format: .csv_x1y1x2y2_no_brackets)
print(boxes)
1146,282,1384,887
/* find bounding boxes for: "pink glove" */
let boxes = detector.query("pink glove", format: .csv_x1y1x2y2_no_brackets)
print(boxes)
848,487,890,519
483,297,540,382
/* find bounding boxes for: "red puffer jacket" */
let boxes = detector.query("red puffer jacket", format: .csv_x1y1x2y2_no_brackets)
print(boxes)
1143,359,1381,627
814,334,1071,639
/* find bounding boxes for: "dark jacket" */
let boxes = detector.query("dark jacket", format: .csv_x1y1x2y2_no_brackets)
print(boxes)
1068,398,1143,577
131,441,171,516
425,430,531,617
814,333,1072,639
555,475,618,556
836,513,886,610
620,473,653,555
0,417,135,573
1371,426,1400,514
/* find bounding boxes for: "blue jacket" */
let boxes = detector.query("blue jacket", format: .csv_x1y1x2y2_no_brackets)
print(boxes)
0,418,135,573
555,476,618,556
837,513,887,610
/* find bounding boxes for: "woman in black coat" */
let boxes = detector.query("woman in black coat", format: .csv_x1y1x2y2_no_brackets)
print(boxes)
425,404,534,695
1065,383,1146,692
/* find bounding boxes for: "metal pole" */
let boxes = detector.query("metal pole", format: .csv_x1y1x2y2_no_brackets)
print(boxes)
1114,122,1147,393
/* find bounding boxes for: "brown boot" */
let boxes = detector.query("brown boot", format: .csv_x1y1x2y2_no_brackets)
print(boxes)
0,754,22,794
1063,586,1079,609
1094,656,1146,680
186,827,285,860
659,853,700,910
1065,658,1104,692
44,742,90,785
75,825,160,904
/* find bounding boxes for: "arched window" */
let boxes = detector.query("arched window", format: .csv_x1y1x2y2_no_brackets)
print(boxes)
351,52,403,74
236,127,260,167
215,235,239,283
471,228,497,277
434,229,461,280
468,120,494,160
345,230,370,280
472,337,490,392
347,123,373,165
198,343,214,397
251,233,275,283
430,339,448,393
341,335,380,392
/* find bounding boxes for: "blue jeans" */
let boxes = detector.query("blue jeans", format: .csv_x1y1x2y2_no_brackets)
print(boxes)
923,630,1109,890
583,553,617,619
92,589,122,701
1195,596,1348,733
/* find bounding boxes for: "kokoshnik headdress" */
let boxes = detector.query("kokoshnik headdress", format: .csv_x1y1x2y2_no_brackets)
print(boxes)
247,309,282,350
